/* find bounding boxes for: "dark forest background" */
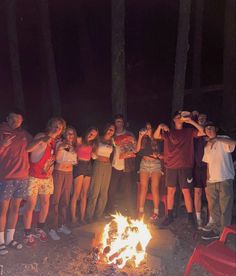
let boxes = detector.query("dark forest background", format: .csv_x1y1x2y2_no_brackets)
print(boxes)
0,0,235,136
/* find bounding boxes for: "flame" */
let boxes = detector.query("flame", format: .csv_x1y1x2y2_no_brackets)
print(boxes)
98,213,152,268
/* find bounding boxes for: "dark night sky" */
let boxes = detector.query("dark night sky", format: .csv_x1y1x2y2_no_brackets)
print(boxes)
0,0,225,134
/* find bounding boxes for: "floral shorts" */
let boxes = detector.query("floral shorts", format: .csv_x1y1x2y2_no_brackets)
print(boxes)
0,179,28,201
28,176,54,197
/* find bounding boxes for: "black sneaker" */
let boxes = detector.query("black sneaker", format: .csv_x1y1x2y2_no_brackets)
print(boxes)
201,230,219,240
160,216,174,227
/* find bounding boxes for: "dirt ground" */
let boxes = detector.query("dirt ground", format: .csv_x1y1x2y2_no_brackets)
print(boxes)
0,204,235,276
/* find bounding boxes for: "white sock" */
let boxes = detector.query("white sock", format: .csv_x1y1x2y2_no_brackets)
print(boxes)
0,232,5,245
154,208,159,215
208,216,214,224
196,212,201,220
6,229,15,245
139,207,144,212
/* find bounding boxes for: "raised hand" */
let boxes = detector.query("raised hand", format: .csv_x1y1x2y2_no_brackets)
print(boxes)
160,124,170,132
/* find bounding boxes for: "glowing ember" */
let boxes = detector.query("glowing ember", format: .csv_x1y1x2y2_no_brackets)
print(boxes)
97,213,152,269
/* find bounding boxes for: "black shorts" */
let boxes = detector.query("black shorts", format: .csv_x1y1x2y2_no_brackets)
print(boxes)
73,160,92,178
193,166,207,188
166,168,193,189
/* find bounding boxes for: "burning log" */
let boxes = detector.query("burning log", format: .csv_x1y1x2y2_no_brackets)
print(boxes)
97,213,152,269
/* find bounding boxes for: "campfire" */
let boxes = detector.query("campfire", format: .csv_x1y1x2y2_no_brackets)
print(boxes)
96,213,152,269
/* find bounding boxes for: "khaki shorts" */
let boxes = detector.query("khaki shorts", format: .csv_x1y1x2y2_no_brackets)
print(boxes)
28,176,54,197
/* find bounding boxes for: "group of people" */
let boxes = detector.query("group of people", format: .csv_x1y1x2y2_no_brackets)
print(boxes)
0,108,235,256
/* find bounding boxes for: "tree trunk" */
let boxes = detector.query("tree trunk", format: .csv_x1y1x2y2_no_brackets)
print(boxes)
111,0,126,119
171,0,192,115
222,0,236,131
77,4,96,89
192,0,204,108
39,0,61,116
5,0,25,111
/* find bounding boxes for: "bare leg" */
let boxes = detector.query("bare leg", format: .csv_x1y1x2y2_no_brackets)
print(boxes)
194,187,202,213
70,176,83,223
23,196,38,229
80,176,91,222
167,187,176,210
7,198,22,229
38,194,51,223
0,200,10,232
139,172,149,211
182,188,193,213
150,172,162,210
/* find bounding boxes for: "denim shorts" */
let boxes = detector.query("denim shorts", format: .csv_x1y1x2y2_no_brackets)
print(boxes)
140,159,162,174
0,179,28,201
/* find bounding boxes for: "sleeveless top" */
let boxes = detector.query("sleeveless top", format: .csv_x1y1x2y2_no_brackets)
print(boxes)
29,140,56,179
56,147,77,164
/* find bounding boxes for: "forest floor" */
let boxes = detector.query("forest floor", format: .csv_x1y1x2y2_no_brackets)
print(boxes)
0,203,235,276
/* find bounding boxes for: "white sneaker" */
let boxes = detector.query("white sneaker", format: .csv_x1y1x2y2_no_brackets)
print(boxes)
202,221,214,232
197,218,203,230
49,229,60,241
57,225,71,235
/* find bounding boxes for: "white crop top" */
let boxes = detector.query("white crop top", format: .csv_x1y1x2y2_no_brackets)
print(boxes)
56,149,77,165
96,142,113,158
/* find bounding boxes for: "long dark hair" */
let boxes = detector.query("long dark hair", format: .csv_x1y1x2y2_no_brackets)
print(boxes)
82,126,98,148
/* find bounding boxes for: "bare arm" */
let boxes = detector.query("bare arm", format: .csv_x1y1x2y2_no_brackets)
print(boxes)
26,133,50,152
153,123,169,139
136,132,145,153
183,118,205,136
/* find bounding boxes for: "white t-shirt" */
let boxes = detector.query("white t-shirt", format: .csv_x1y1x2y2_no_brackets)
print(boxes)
202,135,235,183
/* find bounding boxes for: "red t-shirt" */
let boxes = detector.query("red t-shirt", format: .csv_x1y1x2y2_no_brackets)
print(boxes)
162,128,198,169
0,122,32,180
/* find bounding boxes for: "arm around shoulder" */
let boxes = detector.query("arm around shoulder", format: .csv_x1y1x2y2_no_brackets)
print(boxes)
26,133,47,152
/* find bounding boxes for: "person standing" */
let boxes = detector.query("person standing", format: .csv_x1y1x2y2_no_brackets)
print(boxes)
0,109,32,254
136,122,163,222
201,122,235,240
106,114,136,216
23,117,66,246
154,111,204,227
70,127,98,224
86,123,115,222
49,127,77,240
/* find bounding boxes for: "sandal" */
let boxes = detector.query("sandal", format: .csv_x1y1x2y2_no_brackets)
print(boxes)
7,240,23,250
0,243,8,255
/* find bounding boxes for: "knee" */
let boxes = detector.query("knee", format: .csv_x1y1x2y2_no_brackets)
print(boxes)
140,184,148,193
10,203,20,213
194,188,202,197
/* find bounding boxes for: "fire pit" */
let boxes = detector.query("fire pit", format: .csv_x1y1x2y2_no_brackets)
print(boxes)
74,214,177,274
95,213,152,269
